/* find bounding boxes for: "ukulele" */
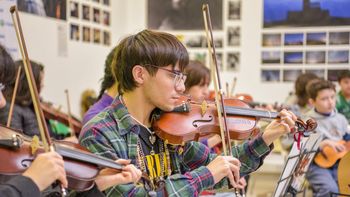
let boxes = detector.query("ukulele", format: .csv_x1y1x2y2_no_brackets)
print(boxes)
314,140,350,168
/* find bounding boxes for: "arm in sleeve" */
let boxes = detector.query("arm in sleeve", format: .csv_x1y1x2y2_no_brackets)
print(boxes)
0,175,40,197
80,128,216,196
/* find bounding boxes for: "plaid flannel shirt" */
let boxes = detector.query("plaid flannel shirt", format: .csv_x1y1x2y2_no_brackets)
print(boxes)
79,96,272,197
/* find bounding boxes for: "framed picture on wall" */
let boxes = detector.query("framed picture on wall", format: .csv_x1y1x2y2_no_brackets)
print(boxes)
227,26,240,46
93,8,100,23
262,51,280,64
328,50,349,64
147,0,223,30
70,1,79,18
189,52,207,64
227,52,240,71
82,5,90,21
284,52,303,64
216,53,223,71
262,33,281,47
305,51,325,64
264,0,350,28
103,11,110,26
306,32,326,45
82,26,91,42
70,24,80,41
284,33,303,46
283,69,302,82
93,28,101,43
185,35,205,48
103,31,111,46
329,32,350,45
103,0,110,6
261,69,280,82
228,0,240,20
328,69,349,81
17,0,67,20
305,69,325,79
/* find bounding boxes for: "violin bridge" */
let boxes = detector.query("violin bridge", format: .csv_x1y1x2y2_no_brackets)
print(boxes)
200,100,208,117
30,135,40,155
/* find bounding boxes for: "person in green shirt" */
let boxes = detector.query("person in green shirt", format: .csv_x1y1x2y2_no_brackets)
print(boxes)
336,70,350,124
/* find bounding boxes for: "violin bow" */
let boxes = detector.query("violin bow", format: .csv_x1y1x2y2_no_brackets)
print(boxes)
7,66,21,127
64,89,75,137
202,4,244,196
10,6,67,195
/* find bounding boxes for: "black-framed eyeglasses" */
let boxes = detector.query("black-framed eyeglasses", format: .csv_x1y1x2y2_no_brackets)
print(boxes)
143,64,187,88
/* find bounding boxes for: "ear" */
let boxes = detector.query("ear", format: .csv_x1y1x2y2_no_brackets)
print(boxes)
132,65,146,85
308,98,315,106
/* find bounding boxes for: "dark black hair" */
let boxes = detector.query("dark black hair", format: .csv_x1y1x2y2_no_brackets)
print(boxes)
111,29,189,93
98,46,117,99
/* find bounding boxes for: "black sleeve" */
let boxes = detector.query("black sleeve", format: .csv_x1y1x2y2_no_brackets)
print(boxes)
0,175,40,197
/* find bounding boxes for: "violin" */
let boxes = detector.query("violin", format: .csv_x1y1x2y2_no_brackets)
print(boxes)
154,97,317,145
0,124,123,191
41,101,82,135
314,140,350,168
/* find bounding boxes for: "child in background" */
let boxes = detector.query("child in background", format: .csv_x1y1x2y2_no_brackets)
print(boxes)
336,70,350,124
304,79,350,197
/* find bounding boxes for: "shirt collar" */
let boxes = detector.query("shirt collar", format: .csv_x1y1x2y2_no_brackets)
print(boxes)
109,95,141,136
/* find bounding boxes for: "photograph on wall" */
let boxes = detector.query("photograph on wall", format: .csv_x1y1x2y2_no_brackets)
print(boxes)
103,0,110,6
82,4,90,21
93,8,100,23
306,32,326,45
305,51,325,64
264,0,350,28
329,32,350,45
328,50,349,64
284,52,303,64
262,51,280,64
227,52,240,71
189,52,207,64
228,0,240,20
92,0,100,3
216,52,223,71
328,69,349,81
305,69,325,78
283,69,302,82
261,69,280,82
103,11,110,26
284,33,304,46
262,33,281,47
103,31,111,46
93,28,101,43
70,1,79,18
227,26,240,46
70,23,80,41
82,26,91,42
147,0,223,30
185,35,205,48
17,0,67,20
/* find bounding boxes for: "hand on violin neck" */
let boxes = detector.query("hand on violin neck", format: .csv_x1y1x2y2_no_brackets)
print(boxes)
262,109,297,145
206,156,241,187
22,151,67,191
95,159,142,191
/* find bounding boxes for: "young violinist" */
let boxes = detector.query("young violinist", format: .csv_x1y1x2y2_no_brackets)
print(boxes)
336,70,350,124
82,46,118,126
79,29,297,196
304,79,350,197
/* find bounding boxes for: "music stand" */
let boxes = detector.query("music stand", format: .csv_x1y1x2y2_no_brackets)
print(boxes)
273,132,322,197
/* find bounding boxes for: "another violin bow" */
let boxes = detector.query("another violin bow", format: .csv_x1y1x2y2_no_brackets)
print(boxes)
7,66,21,127
64,89,75,137
10,5,67,195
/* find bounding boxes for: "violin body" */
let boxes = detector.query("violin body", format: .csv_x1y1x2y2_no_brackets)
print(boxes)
338,151,350,195
314,140,350,168
154,98,260,145
0,125,123,191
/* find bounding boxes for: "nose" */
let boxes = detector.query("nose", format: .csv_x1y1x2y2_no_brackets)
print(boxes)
203,86,209,98
175,80,186,93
